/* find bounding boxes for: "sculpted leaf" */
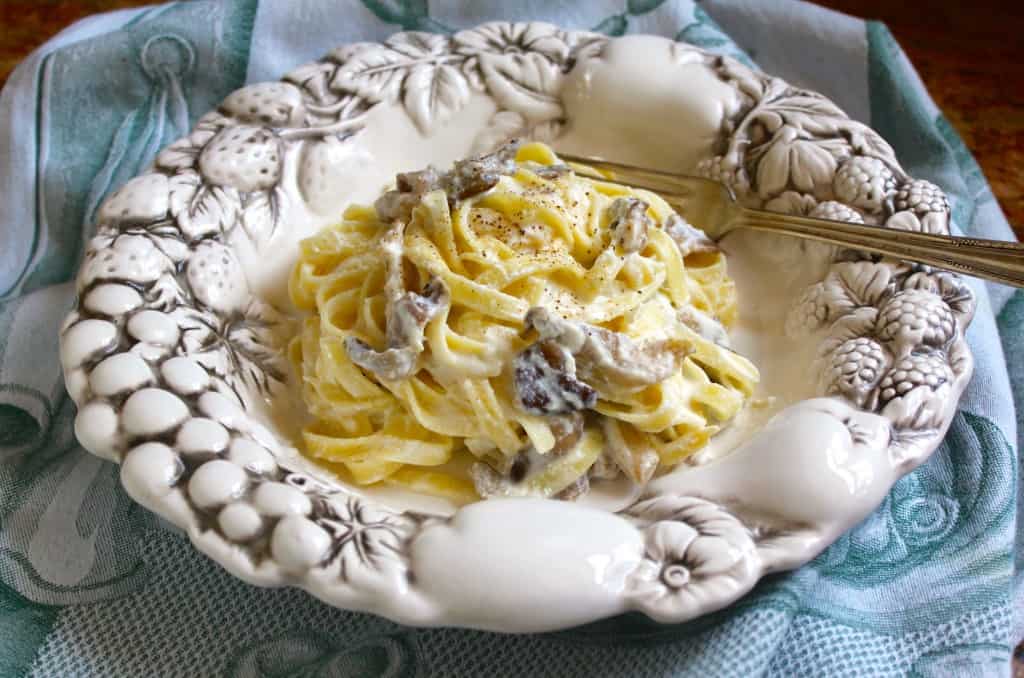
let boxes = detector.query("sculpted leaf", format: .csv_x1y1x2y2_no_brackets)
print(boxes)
569,33,608,63
718,57,766,101
386,31,449,59
314,497,415,588
156,128,218,172
847,126,899,164
285,60,336,103
761,77,789,102
460,56,485,90
330,45,409,102
933,272,975,318
402,63,471,133
881,385,946,431
146,271,189,311
239,190,281,246
833,261,893,307
757,129,838,199
168,171,239,240
791,141,837,195
754,134,788,197
479,52,564,121
167,170,200,213
947,335,972,379
778,110,853,141
176,303,286,401
156,140,201,172
768,93,847,120
229,320,287,396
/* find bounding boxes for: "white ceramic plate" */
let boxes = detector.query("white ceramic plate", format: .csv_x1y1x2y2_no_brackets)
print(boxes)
59,23,974,633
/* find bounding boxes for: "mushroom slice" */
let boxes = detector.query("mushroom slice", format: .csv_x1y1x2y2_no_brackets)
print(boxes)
374,167,443,223
471,424,602,500
445,140,521,202
513,340,597,416
601,417,659,484
664,213,718,257
346,224,449,381
524,307,692,394
607,197,652,253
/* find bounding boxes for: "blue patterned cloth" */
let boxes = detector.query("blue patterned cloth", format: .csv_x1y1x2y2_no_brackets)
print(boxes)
0,1,1020,675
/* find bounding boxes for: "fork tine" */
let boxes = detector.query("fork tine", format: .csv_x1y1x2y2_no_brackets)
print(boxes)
557,152,698,183
556,153,726,193
555,152,735,235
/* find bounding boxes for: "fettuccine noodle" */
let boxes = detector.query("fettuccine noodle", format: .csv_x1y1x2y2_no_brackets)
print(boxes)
289,142,758,503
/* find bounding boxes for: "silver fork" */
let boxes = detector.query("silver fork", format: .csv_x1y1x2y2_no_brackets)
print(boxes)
558,153,1024,287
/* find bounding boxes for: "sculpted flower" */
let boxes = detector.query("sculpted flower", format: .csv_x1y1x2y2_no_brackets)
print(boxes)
453,22,569,63
626,496,756,622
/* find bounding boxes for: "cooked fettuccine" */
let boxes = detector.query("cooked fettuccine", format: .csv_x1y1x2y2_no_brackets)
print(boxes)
289,141,758,503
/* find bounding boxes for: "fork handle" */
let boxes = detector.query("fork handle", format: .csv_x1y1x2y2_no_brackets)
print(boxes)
736,208,1024,287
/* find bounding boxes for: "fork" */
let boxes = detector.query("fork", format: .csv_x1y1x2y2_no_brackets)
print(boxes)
558,153,1024,287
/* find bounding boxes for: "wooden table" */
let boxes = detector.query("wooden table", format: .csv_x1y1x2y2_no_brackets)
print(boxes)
1,0,1020,237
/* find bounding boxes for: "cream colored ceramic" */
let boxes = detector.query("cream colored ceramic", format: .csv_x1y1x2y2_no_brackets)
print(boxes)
60,24,973,633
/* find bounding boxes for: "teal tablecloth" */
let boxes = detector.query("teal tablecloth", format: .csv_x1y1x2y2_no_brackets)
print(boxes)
0,1,1020,675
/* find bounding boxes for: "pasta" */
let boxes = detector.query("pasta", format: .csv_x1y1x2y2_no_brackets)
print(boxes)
289,141,759,503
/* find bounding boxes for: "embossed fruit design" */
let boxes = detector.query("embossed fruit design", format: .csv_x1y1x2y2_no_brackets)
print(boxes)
875,288,956,349
220,82,307,127
186,240,249,313
821,337,890,405
79,234,175,289
198,125,283,193
894,178,949,215
696,154,750,195
809,200,864,224
832,156,896,213
875,350,953,409
97,173,171,226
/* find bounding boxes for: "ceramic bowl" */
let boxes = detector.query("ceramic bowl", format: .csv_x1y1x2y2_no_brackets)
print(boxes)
59,23,974,633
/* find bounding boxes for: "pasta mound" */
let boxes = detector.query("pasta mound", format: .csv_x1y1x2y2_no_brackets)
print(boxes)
289,142,758,504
